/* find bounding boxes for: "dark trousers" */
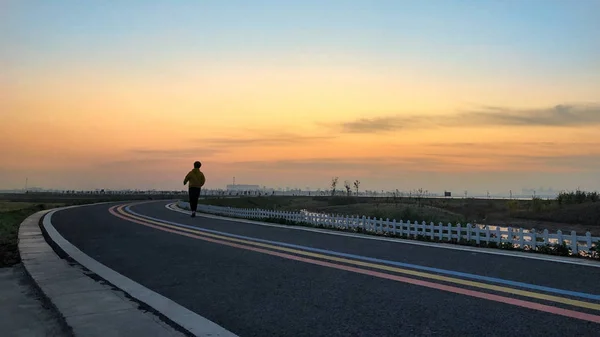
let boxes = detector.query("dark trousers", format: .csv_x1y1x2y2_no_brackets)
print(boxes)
189,187,201,212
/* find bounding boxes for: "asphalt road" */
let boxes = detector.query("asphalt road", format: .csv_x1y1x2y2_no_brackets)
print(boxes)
50,200,600,337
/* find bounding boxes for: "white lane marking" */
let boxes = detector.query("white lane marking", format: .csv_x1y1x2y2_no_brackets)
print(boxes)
45,206,239,337
165,202,600,268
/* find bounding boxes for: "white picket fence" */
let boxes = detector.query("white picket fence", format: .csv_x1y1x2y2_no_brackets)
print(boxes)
177,201,599,255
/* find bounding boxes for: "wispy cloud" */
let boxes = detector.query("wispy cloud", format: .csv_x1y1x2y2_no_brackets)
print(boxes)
97,158,165,168
97,147,220,170
336,103,600,133
106,133,332,168
196,133,335,147
128,148,219,157
220,157,452,175
220,147,600,174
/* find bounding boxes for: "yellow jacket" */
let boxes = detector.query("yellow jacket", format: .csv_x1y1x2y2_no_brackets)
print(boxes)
184,168,206,188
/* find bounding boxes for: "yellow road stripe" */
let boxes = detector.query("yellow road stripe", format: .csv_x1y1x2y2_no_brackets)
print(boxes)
116,204,600,311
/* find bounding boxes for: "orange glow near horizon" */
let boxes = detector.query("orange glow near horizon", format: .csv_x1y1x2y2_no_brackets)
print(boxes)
3,65,600,191
3,2,600,193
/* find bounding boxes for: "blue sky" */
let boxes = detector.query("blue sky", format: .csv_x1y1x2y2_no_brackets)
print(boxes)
4,0,599,71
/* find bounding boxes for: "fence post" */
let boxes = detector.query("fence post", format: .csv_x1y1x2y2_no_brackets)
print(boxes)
447,223,452,242
429,222,435,240
466,224,472,242
496,227,501,244
507,227,513,248
519,228,524,249
586,232,592,253
456,223,461,242
438,222,443,241
531,229,537,251
571,230,578,254
474,225,480,245
392,219,397,236
543,229,549,245
557,230,563,247
385,218,390,234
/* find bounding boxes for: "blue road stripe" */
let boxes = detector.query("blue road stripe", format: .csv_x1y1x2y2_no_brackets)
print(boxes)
125,204,600,301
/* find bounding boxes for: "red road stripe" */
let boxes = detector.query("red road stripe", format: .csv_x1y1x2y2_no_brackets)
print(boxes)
109,204,600,324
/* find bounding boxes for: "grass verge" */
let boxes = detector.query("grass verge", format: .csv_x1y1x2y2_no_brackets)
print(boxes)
0,202,66,267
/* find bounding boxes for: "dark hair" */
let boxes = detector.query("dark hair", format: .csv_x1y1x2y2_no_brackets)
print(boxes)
194,161,201,168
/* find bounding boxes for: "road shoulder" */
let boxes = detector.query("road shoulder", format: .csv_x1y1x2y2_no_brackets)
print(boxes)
0,262,73,336
18,208,193,336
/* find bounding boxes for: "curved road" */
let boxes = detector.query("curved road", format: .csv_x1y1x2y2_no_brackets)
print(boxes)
49,200,600,336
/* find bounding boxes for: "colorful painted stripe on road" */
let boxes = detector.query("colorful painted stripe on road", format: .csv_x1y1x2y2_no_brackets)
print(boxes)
160,202,600,302
109,203,600,324
127,203,600,311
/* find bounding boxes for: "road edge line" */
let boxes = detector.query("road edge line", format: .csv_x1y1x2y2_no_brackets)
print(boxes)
42,205,239,337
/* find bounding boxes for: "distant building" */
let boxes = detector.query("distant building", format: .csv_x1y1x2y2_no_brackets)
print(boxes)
226,184,260,191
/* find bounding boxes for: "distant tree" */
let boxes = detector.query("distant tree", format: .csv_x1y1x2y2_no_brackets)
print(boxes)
353,180,360,196
331,177,339,196
344,180,352,196
413,188,428,207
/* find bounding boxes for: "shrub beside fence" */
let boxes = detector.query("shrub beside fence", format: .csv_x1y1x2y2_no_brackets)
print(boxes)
177,201,600,258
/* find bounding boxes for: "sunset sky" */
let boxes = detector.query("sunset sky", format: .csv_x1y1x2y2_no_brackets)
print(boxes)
2,1,599,194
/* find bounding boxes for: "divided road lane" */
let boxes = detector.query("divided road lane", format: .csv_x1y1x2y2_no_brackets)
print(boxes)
50,201,600,336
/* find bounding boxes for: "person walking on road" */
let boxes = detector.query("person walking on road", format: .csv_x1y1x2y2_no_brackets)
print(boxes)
183,161,206,217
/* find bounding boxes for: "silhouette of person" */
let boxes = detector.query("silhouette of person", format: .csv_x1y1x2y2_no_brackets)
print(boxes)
183,161,206,217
